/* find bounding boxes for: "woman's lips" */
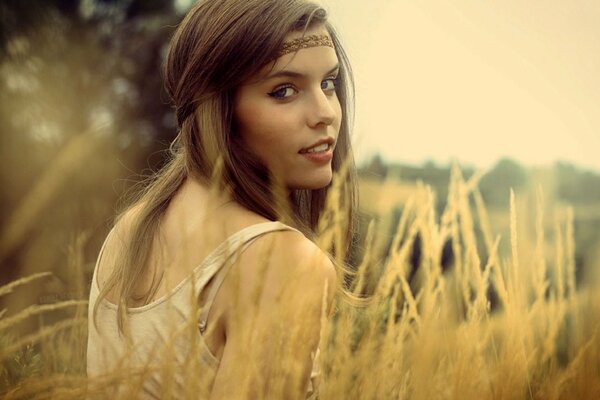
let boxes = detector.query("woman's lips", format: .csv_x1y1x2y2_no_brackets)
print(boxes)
300,146,333,163
299,137,335,154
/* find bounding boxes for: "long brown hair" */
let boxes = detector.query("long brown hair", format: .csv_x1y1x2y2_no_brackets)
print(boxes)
94,0,358,330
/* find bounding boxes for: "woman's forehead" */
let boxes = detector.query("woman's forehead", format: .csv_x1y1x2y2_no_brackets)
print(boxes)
273,48,338,76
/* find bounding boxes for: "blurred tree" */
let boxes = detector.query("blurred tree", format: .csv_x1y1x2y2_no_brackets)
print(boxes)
0,0,188,332
360,154,388,180
479,157,528,207
554,161,600,204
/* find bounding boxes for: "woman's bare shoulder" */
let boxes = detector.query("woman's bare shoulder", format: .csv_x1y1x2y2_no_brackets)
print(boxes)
247,229,334,274
225,228,337,315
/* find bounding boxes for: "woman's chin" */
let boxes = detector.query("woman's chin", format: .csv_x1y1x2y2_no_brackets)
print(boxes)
288,172,333,191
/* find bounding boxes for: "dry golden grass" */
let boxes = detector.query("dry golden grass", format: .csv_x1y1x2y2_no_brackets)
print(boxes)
358,176,417,216
1,159,599,399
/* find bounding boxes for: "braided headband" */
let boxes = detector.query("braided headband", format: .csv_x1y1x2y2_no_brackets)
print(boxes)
277,34,334,57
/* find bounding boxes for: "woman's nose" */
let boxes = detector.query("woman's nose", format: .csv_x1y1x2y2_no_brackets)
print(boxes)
307,89,337,128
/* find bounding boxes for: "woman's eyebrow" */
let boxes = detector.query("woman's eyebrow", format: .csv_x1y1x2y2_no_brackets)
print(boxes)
262,63,340,81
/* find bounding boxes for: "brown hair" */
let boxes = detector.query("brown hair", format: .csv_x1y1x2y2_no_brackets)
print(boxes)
94,0,358,330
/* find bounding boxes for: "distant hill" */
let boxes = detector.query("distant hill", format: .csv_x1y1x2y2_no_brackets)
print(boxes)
358,155,600,208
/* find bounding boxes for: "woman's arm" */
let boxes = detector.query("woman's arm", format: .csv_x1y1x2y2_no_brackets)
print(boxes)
208,231,337,400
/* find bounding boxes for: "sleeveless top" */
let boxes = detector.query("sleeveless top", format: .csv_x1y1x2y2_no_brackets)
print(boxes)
87,221,321,399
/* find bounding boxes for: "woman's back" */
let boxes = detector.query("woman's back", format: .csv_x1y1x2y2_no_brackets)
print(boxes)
87,178,331,399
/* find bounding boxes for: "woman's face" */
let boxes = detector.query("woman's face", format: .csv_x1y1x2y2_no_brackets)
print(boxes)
233,26,342,191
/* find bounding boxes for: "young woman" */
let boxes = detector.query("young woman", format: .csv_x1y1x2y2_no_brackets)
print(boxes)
87,0,357,398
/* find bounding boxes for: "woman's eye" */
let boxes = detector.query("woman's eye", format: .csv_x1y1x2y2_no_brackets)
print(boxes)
268,86,296,99
321,78,337,92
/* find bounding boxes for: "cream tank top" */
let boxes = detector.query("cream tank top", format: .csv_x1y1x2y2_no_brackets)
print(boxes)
87,221,321,399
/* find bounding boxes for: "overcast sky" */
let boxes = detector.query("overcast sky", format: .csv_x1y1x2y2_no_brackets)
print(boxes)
320,0,600,172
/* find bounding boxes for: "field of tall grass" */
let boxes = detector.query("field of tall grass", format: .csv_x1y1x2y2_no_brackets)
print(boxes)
1,156,599,399
2,2,599,397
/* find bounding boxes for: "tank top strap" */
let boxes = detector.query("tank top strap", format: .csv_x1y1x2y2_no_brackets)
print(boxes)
197,221,301,333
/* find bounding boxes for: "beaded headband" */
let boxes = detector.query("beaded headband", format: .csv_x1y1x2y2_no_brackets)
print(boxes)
277,34,334,57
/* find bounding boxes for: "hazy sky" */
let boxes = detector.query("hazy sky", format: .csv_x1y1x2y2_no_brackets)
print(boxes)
321,0,600,171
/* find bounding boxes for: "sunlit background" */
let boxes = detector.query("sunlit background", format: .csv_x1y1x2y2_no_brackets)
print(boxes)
323,0,600,172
